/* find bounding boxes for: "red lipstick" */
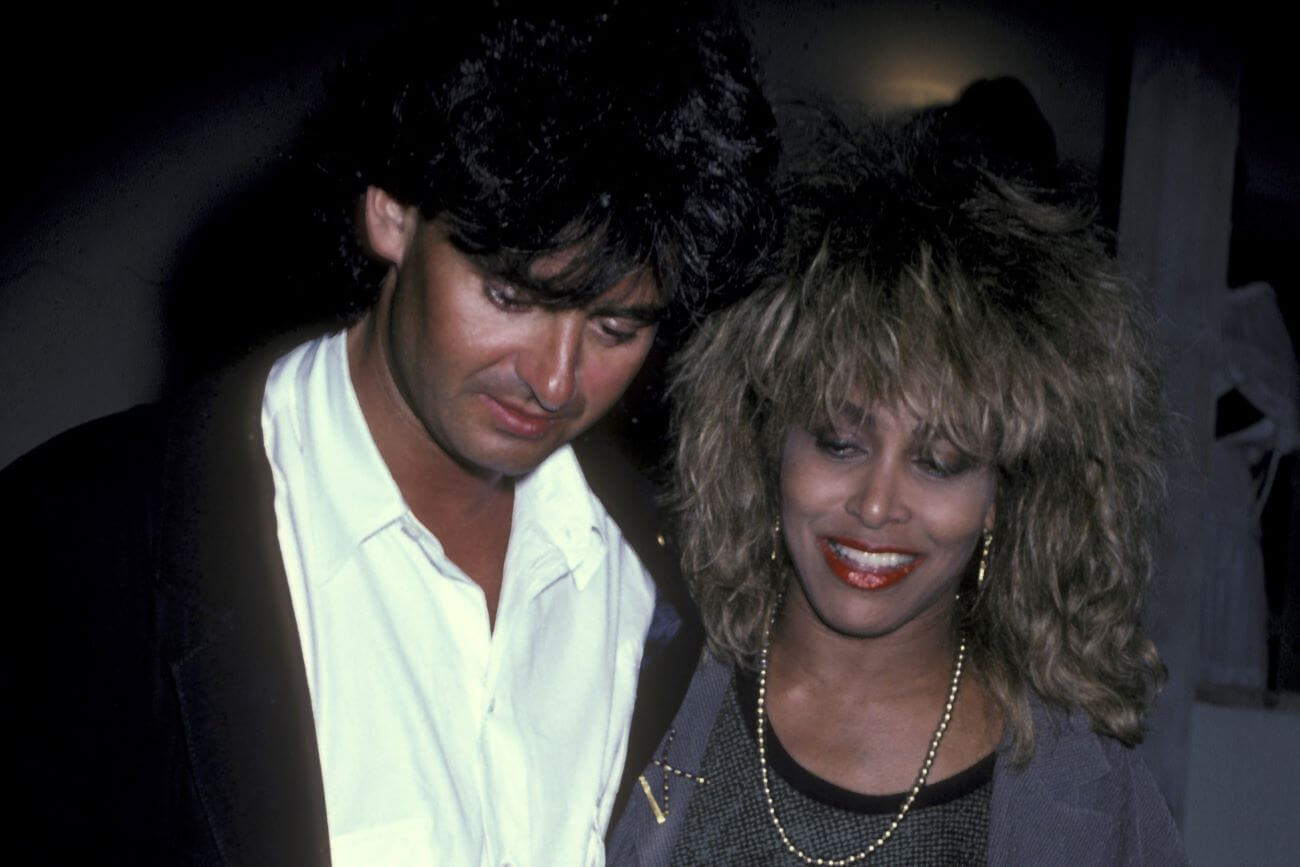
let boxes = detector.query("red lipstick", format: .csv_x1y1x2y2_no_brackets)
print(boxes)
818,537,924,590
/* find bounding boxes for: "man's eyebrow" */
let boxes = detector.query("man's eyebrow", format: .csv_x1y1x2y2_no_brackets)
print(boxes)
587,302,666,324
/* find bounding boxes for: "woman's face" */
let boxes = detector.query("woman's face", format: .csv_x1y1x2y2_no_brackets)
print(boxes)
779,402,997,640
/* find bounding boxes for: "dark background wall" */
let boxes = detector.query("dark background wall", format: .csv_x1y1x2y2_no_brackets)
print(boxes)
4,2,1295,460
2,2,1296,862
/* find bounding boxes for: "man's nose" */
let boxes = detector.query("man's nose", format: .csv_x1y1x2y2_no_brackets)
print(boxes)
845,463,910,527
520,313,583,412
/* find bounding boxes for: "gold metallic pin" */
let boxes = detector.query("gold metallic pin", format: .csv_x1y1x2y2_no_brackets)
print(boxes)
638,774,667,825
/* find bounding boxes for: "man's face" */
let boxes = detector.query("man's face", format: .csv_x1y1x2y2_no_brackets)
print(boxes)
365,220,661,479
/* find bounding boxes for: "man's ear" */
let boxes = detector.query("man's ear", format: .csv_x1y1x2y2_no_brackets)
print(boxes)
363,186,418,266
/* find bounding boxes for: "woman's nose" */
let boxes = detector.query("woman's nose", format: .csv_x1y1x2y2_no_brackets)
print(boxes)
845,463,910,527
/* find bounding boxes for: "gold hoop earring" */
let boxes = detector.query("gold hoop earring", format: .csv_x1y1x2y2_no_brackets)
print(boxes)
976,530,993,588
770,518,781,562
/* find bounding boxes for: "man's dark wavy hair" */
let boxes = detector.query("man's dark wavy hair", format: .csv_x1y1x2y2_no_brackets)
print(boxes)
300,0,780,322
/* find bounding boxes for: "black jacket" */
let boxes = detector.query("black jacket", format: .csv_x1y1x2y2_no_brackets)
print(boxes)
1,352,701,865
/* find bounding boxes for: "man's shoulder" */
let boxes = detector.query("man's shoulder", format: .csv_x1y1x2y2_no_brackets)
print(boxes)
1,403,169,511
1,347,282,519
569,431,689,602
570,433,666,547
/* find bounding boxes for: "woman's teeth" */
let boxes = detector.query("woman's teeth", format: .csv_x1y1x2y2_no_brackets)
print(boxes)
828,541,915,570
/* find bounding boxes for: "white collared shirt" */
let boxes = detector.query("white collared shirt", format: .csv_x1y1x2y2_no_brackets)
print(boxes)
260,331,656,867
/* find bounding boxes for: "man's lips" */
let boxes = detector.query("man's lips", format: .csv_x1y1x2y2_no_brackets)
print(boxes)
817,536,924,590
482,395,561,440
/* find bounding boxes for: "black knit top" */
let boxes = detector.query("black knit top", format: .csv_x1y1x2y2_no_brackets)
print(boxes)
668,669,993,866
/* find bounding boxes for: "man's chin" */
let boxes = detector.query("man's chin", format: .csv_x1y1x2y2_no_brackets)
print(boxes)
465,437,567,480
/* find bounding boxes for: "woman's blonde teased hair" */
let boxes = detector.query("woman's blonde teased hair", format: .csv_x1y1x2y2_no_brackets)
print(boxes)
669,116,1167,762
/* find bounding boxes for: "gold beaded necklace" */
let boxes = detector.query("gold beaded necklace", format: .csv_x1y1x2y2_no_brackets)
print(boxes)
755,604,967,866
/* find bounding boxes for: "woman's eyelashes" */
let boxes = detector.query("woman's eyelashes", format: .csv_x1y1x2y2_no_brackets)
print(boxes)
913,452,966,479
811,426,975,479
812,429,863,458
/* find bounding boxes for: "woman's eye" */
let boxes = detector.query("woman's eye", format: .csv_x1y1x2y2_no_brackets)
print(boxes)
914,452,971,479
814,433,862,458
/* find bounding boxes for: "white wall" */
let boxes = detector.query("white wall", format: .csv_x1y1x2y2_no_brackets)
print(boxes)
1186,699,1300,865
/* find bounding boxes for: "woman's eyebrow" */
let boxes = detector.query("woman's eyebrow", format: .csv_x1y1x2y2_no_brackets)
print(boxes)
831,401,874,430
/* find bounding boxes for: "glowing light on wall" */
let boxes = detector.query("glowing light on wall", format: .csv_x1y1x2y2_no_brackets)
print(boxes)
874,76,962,110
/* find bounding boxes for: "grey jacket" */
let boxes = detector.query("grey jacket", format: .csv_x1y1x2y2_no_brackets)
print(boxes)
607,652,1188,866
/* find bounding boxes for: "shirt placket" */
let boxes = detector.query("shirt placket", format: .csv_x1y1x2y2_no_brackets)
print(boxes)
480,537,575,867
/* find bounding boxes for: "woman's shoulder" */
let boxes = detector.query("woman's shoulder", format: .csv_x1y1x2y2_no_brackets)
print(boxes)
988,697,1188,865
655,650,737,766
1014,699,1163,796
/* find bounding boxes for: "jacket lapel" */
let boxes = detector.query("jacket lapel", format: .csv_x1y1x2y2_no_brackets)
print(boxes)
988,703,1118,864
159,356,331,865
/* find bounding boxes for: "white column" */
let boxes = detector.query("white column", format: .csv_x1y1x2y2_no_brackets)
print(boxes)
1117,14,1240,824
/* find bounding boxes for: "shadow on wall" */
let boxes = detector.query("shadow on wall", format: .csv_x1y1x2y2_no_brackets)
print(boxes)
160,166,342,390
0,4,402,467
